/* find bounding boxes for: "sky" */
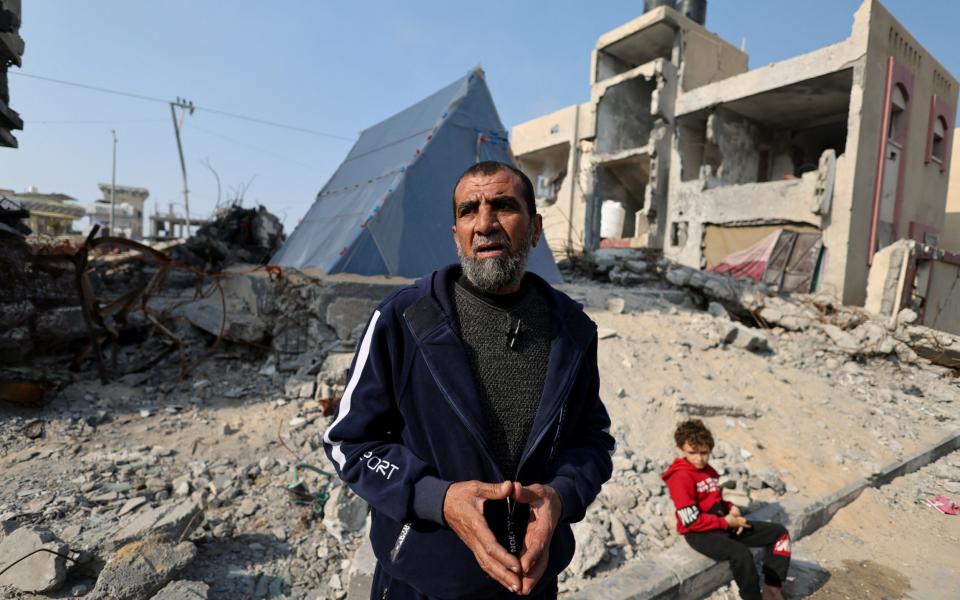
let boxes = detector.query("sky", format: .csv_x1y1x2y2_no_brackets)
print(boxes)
3,1,959,233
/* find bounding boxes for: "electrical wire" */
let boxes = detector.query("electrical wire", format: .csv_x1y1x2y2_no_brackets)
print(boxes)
11,71,355,142
190,124,320,171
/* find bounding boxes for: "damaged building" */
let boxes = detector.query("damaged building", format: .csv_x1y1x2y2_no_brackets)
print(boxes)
512,0,958,312
0,0,23,148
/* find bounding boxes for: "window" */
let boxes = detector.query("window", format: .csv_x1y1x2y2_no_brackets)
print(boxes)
887,84,908,142
931,116,947,163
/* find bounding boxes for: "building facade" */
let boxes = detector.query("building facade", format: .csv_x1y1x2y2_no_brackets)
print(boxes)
87,183,149,239
0,187,85,236
512,0,957,307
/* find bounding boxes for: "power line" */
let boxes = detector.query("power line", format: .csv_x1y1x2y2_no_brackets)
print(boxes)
11,71,356,142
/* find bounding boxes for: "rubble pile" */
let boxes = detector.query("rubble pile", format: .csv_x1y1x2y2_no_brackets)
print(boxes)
170,206,285,272
1,254,957,599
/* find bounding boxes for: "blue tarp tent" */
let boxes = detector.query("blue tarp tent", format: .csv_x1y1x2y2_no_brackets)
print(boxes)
271,67,562,283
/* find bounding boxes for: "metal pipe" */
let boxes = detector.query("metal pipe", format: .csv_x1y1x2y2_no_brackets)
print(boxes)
868,56,895,266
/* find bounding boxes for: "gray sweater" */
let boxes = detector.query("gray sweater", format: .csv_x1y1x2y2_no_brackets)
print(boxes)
451,275,552,478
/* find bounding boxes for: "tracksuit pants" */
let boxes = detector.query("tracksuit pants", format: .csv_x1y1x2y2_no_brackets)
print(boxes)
370,562,558,600
684,521,791,600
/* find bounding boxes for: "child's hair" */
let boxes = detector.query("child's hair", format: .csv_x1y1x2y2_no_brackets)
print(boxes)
674,419,714,450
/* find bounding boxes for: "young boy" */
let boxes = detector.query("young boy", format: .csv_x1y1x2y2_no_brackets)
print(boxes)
662,419,791,600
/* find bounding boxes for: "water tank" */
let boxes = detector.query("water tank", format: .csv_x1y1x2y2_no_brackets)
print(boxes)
681,0,707,25
600,200,626,239
643,0,675,13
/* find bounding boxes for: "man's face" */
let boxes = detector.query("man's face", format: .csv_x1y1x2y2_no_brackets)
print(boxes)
451,170,542,292
679,442,711,470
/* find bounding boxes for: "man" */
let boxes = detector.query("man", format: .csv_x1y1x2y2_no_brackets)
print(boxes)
323,161,614,599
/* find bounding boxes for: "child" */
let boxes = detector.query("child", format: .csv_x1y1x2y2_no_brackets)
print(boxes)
662,419,791,600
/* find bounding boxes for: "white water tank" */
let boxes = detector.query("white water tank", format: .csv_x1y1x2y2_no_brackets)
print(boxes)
600,200,626,239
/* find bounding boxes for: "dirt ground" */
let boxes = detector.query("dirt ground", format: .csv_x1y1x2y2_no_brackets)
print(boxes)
794,450,960,600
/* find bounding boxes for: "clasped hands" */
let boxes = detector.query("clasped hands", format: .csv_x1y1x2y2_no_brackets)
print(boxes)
443,480,561,595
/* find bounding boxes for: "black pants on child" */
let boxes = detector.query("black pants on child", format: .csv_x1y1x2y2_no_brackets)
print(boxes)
684,521,791,600
370,562,558,600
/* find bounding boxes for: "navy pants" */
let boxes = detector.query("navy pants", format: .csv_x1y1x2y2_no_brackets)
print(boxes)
370,562,558,600
684,521,791,600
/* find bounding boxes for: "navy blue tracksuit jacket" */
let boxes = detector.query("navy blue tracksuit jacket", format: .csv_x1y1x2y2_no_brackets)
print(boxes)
322,265,614,599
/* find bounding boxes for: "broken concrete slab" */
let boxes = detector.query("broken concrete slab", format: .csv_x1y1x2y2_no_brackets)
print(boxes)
150,579,210,599
326,297,378,340
91,540,197,600
346,537,376,600
173,295,268,344
0,526,68,593
110,498,203,551
323,485,368,540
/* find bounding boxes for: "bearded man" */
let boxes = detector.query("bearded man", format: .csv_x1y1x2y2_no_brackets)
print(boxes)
323,161,613,599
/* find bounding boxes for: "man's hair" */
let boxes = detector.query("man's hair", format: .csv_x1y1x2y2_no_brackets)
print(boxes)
452,161,536,221
674,419,714,450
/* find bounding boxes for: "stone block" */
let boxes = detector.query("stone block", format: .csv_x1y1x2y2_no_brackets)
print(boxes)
110,499,203,551
92,540,197,600
326,297,378,340
150,580,210,599
0,526,68,593
346,537,376,600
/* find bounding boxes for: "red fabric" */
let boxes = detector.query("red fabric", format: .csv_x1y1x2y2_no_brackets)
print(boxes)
661,457,729,534
707,229,781,281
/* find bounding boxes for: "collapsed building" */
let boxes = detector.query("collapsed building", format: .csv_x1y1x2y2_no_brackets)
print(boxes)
512,0,960,332
0,0,22,148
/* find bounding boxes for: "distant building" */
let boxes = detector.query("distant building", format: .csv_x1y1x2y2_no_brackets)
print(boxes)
87,183,149,239
0,186,85,236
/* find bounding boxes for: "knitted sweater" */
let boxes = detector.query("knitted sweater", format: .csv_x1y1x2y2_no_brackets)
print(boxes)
451,274,552,478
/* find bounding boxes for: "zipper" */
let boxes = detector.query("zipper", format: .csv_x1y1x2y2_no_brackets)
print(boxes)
512,346,585,481
419,348,505,481
547,402,568,462
389,522,411,562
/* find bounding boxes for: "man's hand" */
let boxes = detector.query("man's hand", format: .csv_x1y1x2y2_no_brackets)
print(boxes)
443,481,522,593
512,483,563,595
725,513,751,535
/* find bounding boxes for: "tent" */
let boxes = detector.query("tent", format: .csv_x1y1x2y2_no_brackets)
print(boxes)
272,67,562,283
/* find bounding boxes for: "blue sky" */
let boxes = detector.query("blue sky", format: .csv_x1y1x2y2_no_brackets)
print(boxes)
3,1,958,231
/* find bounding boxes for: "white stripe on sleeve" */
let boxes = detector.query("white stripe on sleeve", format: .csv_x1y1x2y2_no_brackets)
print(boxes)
323,309,382,469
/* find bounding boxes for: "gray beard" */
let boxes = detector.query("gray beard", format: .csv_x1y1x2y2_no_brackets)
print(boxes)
456,228,534,292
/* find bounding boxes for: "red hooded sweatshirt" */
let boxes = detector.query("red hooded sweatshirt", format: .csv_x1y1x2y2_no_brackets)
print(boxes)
661,457,733,534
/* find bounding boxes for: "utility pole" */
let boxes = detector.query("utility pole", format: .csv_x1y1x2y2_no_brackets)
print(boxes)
110,130,117,236
169,97,194,237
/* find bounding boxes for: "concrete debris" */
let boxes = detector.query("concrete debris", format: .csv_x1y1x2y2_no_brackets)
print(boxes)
110,498,203,551
665,262,960,369
345,537,376,600
91,539,197,600
567,520,607,577
0,526,69,593
323,485,369,540
150,579,210,599
170,206,284,272
326,297,379,341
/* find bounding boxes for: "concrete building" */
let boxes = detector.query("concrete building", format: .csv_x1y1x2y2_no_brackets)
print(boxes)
512,0,957,308
0,0,24,148
0,186,85,236
945,130,960,252
512,1,745,259
87,183,149,239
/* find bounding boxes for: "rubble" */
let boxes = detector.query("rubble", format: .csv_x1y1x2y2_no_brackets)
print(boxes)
170,206,284,272
91,539,197,600
151,579,210,600
0,526,69,593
